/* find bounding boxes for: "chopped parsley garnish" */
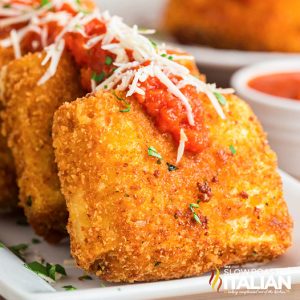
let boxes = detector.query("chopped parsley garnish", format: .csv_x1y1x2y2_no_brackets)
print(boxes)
150,39,157,49
189,203,202,225
167,162,178,172
161,53,173,60
32,238,41,244
189,203,199,209
193,213,201,224
105,56,113,65
91,71,105,82
148,147,162,160
62,285,77,291
9,244,28,260
154,261,161,267
119,105,131,113
78,275,93,281
40,0,50,7
25,261,66,281
229,145,237,155
113,91,131,112
214,92,227,106
3,4,11,8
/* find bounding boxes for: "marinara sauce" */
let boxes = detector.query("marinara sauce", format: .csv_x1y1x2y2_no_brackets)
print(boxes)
248,73,300,101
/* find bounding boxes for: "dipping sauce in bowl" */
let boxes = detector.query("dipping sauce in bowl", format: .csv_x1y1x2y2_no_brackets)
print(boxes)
248,72,300,101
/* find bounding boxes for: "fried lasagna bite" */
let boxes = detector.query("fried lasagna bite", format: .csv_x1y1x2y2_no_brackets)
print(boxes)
164,0,300,52
0,51,83,242
0,46,18,211
53,90,292,282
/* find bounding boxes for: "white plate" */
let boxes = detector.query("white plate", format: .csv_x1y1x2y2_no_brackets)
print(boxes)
1,170,300,300
96,0,300,86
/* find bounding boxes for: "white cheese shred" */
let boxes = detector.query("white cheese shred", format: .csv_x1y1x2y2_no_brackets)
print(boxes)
37,39,65,85
10,29,21,59
176,128,188,164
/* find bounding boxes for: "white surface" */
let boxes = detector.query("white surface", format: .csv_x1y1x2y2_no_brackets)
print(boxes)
0,171,300,300
231,60,300,179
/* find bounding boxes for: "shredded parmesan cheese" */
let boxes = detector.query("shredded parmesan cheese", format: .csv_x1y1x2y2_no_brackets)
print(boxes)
10,29,21,59
38,39,65,85
176,129,188,164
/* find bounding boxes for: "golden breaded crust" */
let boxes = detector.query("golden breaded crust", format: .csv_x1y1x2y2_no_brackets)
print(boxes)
53,90,292,282
0,51,83,242
164,0,300,52
0,46,18,211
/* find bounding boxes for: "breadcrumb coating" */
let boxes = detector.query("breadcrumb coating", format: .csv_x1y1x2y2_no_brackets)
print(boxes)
53,90,292,282
0,46,18,212
164,0,300,52
0,51,83,242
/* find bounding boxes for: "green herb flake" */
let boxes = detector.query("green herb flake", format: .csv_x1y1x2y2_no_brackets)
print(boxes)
25,261,48,277
113,91,124,101
189,203,202,225
189,203,199,209
167,162,178,172
91,71,105,82
32,238,41,244
229,145,237,155
150,39,157,49
168,56,173,60
3,4,11,8
62,285,77,291
54,264,67,276
119,105,131,113
161,53,167,58
9,244,28,259
40,0,50,7
48,264,56,280
214,92,227,106
148,147,162,160
113,91,131,112
0,242,5,248
25,261,66,281
193,213,201,224
79,275,93,281
105,56,113,65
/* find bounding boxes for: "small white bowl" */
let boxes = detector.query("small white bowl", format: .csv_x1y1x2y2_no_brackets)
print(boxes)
231,60,300,179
